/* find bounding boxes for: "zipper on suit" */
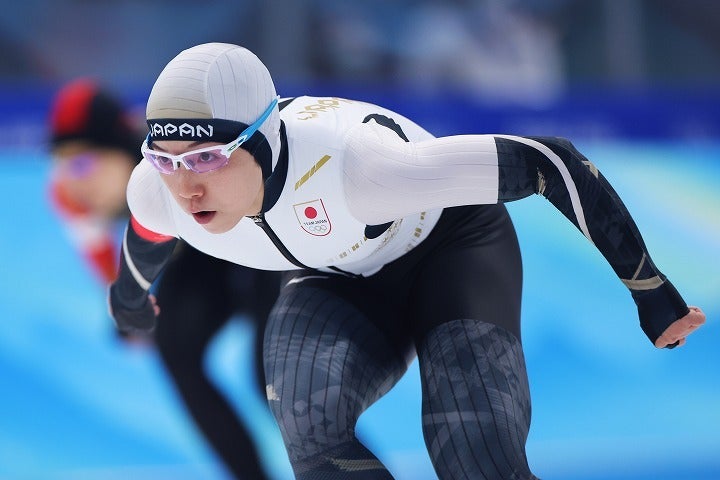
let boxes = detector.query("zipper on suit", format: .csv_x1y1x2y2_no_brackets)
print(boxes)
249,213,309,269
249,213,360,278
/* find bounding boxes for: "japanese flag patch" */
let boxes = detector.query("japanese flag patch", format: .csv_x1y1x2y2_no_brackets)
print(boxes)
294,199,331,236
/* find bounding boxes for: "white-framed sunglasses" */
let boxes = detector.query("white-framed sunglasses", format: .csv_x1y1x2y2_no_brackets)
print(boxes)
141,96,278,174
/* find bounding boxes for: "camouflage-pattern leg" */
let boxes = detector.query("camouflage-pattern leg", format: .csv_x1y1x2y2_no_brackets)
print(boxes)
264,285,406,479
418,319,538,480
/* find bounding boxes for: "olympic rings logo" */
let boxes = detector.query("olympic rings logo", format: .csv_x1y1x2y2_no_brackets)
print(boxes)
300,222,330,236
306,224,328,233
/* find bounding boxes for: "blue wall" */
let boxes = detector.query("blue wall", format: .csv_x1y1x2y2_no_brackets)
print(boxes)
3,83,720,151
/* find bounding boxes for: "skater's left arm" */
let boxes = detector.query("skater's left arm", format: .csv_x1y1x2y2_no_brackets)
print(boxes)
343,121,705,347
492,135,705,348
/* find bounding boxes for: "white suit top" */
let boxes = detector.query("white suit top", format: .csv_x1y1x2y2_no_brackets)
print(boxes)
121,95,689,345
127,96,449,276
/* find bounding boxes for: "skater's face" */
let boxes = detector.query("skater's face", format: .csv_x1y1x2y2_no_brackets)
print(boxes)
152,139,264,234
52,142,135,218
142,96,278,233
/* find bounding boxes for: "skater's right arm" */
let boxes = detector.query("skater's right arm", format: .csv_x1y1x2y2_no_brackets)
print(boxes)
108,216,177,333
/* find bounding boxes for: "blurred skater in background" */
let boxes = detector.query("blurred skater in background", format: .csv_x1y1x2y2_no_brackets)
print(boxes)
48,78,278,479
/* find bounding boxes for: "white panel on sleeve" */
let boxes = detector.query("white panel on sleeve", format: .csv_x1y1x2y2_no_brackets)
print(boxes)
494,135,593,244
121,225,152,291
343,120,500,225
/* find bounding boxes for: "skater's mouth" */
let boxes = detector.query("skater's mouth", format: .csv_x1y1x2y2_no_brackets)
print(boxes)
192,211,216,224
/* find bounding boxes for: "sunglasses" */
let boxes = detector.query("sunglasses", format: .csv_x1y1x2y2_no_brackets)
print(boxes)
141,96,278,174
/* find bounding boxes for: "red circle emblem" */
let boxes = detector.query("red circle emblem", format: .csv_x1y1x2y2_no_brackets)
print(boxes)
304,206,318,219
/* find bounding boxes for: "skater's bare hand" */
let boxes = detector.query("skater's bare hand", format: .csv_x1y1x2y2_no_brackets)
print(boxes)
654,306,705,348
